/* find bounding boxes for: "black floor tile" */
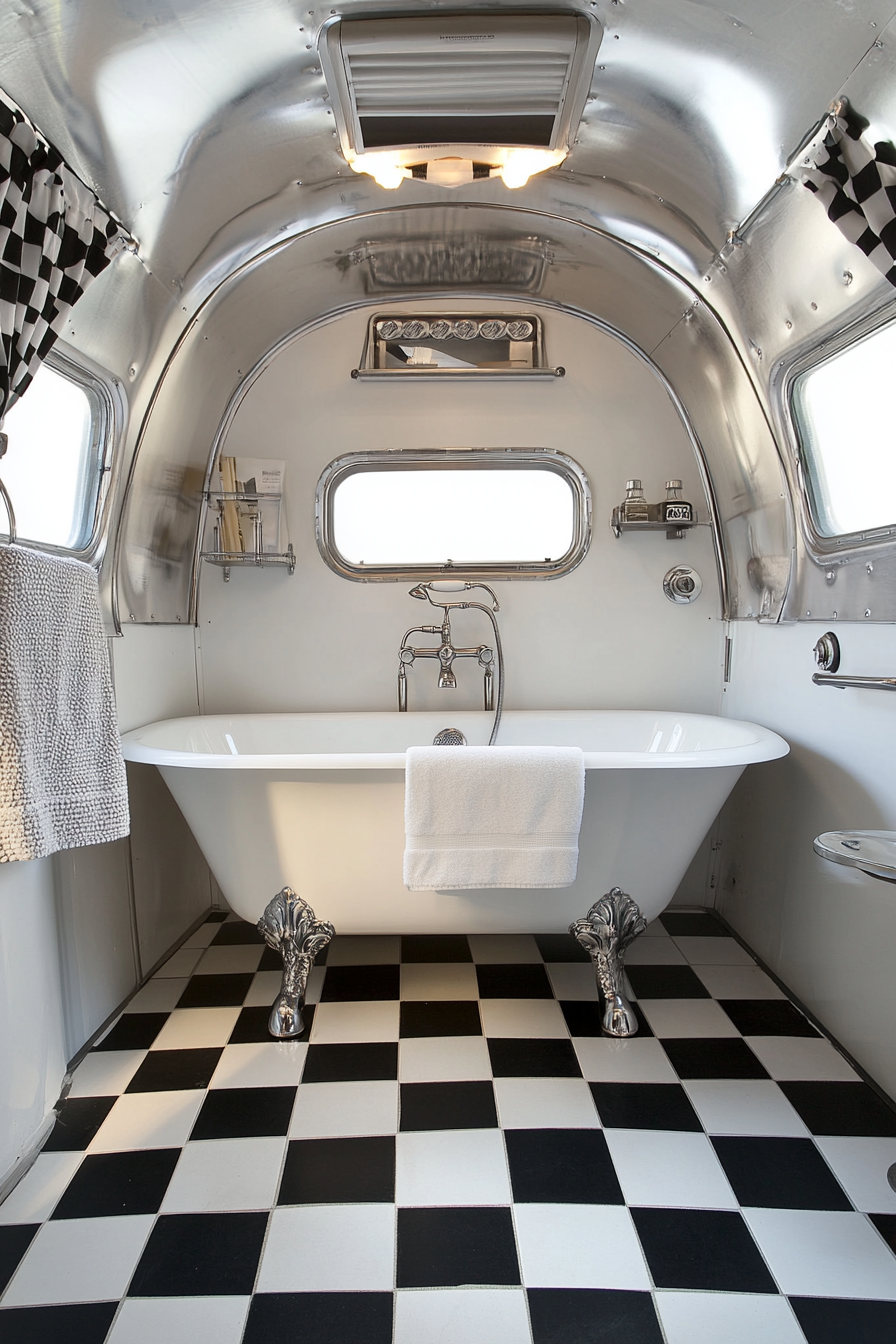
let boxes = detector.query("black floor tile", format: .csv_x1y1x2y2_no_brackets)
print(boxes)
176,973,254,1008
0,1302,118,1344
711,1135,851,1210
659,911,724,936
191,1086,297,1139
401,934,472,962
476,963,554,998
399,1080,497,1130
590,1082,703,1132
228,1004,315,1043
869,1212,896,1253
399,1000,481,1037
125,1047,224,1093
534,934,590,963
319,965,400,1002
718,999,821,1037
212,920,264,944
301,1043,398,1083
561,999,654,1038
244,1292,393,1344
661,1037,770,1080
778,1082,896,1136
790,1295,896,1344
206,911,229,923
278,1136,395,1204
625,964,711,1000
41,1096,117,1151
128,1211,268,1296
0,1225,38,1294
488,1037,582,1078
505,1128,624,1204
527,1288,664,1344
631,1207,777,1292
50,1148,180,1219
396,1206,520,1287
258,945,286,972
94,1012,170,1051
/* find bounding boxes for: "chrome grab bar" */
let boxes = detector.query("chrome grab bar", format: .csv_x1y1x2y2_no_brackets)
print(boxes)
812,673,896,692
0,431,16,544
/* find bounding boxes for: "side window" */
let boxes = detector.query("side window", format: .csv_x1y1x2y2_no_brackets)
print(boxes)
791,319,896,543
0,351,118,556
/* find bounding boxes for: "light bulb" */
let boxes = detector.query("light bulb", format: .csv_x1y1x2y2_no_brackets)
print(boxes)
496,148,567,189
349,153,411,190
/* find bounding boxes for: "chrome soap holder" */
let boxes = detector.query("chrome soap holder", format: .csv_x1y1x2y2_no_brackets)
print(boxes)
611,479,696,539
201,490,295,582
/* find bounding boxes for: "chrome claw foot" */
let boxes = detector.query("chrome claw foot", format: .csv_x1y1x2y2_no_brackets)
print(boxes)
569,888,648,1038
257,887,335,1039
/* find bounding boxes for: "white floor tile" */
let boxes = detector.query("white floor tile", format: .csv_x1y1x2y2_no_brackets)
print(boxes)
672,935,757,965
88,1089,206,1153
514,1203,651,1289
814,1136,896,1213
67,1049,147,1097
160,1136,287,1212
625,938,686,966
743,1207,896,1299
398,1035,492,1082
208,1041,307,1089
682,1080,810,1137
644,919,672,937
289,1081,399,1138
108,1295,252,1344
257,1204,395,1291
244,965,323,1008
603,1129,738,1209
3,1214,155,1305
126,978,190,1012
394,1288,531,1344
468,934,542,963
479,998,569,1039
545,963,599,1000
193,944,265,975
693,964,785,999
573,1037,678,1083
655,1291,808,1344
150,1007,242,1050
638,998,741,1038
326,935,401,965
0,1152,83,1224
744,1036,860,1081
400,963,480,1000
396,1128,511,1205
155,947,205,978
309,1000,400,1044
494,1077,600,1129
182,922,223,949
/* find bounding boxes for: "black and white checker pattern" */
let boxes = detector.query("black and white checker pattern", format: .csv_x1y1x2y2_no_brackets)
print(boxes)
798,100,896,287
2,909,896,1344
0,91,130,421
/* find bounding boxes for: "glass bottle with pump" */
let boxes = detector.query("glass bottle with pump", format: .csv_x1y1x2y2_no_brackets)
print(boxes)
662,479,693,526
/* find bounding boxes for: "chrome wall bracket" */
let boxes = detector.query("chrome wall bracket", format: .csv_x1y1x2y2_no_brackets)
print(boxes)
569,888,648,1037
257,887,335,1039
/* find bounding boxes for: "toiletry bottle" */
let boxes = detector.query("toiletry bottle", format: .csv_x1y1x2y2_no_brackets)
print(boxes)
662,479,693,526
622,479,649,523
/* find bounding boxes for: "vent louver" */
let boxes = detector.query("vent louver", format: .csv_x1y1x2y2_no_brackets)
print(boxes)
321,13,601,161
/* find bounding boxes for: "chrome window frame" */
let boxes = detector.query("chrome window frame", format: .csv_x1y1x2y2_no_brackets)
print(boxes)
784,306,896,559
315,447,592,582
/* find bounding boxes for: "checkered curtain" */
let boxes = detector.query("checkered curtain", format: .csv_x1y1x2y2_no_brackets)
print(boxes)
796,99,896,287
0,90,132,425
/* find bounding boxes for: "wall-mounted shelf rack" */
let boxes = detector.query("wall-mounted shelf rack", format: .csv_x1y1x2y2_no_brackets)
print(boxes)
201,491,295,582
611,511,700,540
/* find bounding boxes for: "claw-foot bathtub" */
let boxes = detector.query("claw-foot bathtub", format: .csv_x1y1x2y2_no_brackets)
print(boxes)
121,709,788,932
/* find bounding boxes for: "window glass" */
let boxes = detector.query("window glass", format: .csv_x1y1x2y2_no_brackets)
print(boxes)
317,450,591,579
1,359,106,551
792,320,896,538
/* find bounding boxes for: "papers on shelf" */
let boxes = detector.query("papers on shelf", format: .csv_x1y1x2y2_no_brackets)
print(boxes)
213,456,288,555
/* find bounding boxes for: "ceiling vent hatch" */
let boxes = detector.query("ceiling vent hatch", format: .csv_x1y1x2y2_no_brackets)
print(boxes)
321,14,601,159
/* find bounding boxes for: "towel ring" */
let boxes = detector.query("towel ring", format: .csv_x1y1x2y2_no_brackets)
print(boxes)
0,475,16,544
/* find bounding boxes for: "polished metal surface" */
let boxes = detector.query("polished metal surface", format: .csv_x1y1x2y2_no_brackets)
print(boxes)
0,434,16,544
432,727,467,746
813,631,841,673
256,887,335,1039
663,566,703,605
812,672,896,692
570,888,648,1037
814,830,896,884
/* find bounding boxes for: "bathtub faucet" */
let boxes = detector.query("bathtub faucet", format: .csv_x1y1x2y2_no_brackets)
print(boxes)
399,581,504,745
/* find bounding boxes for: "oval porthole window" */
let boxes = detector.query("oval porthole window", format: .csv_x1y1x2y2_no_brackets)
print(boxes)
316,449,592,581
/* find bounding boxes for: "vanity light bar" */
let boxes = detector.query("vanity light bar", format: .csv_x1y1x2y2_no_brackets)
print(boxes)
375,317,535,341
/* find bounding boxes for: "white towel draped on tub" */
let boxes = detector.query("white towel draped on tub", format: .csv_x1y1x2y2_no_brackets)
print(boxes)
403,745,585,890
0,545,130,862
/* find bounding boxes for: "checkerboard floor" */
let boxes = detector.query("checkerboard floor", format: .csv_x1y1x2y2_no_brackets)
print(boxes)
3,908,896,1344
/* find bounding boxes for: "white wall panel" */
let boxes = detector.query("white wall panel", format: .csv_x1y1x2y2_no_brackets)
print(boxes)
719,620,896,1097
111,624,200,733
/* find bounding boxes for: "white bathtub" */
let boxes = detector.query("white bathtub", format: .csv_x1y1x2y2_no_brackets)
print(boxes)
121,709,788,933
